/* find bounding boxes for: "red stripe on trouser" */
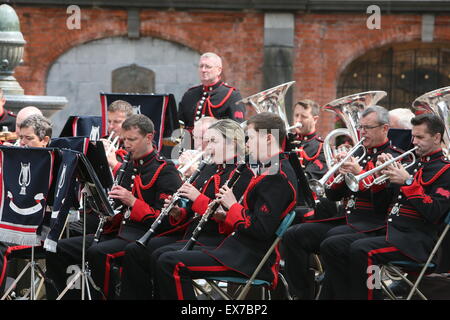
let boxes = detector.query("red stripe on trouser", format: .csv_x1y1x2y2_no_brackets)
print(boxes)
103,251,125,299
0,246,30,287
173,263,231,300
367,246,399,300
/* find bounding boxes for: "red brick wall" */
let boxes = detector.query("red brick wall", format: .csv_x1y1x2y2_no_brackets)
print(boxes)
10,6,450,136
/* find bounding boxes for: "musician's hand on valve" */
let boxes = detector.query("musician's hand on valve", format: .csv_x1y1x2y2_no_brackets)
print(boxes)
177,182,200,201
217,185,237,210
339,156,362,175
101,139,119,169
109,185,136,207
375,153,392,177
381,160,410,185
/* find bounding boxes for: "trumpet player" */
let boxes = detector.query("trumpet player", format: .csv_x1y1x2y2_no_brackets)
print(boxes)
119,119,253,299
153,112,297,300
325,113,450,299
291,99,327,180
100,100,133,172
45,115,182,300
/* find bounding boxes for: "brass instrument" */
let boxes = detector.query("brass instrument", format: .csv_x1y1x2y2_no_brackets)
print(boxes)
412,86,450,156
310,91,387,194
345,146,418,192
177,150,205,180
236,81,295,130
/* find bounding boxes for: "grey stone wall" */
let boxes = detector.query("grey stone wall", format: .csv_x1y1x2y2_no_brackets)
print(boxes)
46,36,200,135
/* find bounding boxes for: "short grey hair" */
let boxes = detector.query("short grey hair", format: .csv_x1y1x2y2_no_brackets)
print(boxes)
200,52,222,67
389,108,414,129
361,105,389,125
20,114,52,140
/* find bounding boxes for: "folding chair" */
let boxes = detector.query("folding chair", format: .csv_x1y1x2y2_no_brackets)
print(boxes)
194,211,296,300
380,211,450,300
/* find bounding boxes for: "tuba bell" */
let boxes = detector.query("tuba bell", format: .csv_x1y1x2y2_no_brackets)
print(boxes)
236,81,296,130
412,86,450,156
308,91,387,195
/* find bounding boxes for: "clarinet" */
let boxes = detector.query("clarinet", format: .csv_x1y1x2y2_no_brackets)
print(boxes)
135,155,211,247
180,162,247,251
94,152,132,242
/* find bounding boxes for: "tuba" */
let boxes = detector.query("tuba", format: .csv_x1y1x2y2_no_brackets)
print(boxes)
309,91,387,195
236,81,297,131
412,86,450,156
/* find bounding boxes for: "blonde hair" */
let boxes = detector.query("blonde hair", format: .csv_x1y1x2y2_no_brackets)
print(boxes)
208,119,245,156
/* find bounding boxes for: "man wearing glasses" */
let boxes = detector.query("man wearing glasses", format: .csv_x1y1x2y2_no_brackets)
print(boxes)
313,105,411,299
177,52,246,133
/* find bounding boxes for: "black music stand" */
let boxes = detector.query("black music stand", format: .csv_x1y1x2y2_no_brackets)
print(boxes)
56,151,114,300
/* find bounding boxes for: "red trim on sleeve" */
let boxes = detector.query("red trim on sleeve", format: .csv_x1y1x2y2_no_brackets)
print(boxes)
191,193,211,215
169,208,188,226
129,198,159,222
223,202,246,231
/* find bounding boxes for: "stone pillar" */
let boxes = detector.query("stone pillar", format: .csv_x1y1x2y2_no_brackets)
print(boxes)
263,13,295,122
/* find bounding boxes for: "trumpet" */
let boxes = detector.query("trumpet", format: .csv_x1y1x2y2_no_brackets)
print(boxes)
177,150,205,179
135,155,212,247
104,130,120,155
308,137,366,197
345,146,418,192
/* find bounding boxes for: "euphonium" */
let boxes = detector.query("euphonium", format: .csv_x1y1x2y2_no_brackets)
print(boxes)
317,90,387,190
412,86,450,156
135,155,212,247
345,146,418,192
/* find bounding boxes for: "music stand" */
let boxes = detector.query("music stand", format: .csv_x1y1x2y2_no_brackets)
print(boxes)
56,151,114,300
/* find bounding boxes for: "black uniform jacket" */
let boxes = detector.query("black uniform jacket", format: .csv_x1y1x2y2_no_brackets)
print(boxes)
204,153,298,284
107,149,182,241
293,131,327,180
325,140,403,232
171,162,254,247
0,109,16,132
178,80,245,131
373,149,450,262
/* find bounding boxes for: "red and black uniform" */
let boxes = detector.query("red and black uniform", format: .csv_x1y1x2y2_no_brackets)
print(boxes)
0,109,16,132
293,131,327,181
44,149,182,300
178,80,245,131
119,162,254,300
155,153,297,300
282,140,402,299
344,149,450,299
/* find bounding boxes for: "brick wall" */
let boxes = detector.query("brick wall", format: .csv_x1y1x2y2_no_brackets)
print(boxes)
10,5,450,136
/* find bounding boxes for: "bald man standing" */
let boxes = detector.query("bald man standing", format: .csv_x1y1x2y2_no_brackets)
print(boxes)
178,52,246,132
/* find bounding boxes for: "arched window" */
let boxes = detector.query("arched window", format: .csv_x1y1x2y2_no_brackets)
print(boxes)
338,42,450,109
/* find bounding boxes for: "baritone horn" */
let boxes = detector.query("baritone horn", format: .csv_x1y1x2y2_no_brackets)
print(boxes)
345,146,418,192
236,81,296,130
412,86,450,156
309,91,387,195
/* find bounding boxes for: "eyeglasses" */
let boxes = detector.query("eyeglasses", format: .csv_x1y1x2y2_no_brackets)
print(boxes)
356,124,383,131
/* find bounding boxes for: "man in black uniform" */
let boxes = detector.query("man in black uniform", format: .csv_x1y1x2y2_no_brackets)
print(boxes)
0,89,17,132
178,52,245,132
282,105,402,299
334,114,450,299
154,112,297,300
44,114,182,299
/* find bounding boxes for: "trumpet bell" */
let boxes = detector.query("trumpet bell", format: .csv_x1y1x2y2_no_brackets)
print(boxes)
309,179,325,197
344,173,360,193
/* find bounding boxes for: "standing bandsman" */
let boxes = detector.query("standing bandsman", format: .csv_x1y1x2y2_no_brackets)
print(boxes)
178,52,245,132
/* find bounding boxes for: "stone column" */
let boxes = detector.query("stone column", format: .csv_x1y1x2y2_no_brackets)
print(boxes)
263,13,295,122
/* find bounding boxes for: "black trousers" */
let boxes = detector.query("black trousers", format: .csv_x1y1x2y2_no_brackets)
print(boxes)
119,235,179,300
319,226,388,299
280,220,342,299
155,249,241,300
45,234,129,300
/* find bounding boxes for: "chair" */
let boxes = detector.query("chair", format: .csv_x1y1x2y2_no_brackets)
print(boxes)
380,211,450,300
193,211,296,300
